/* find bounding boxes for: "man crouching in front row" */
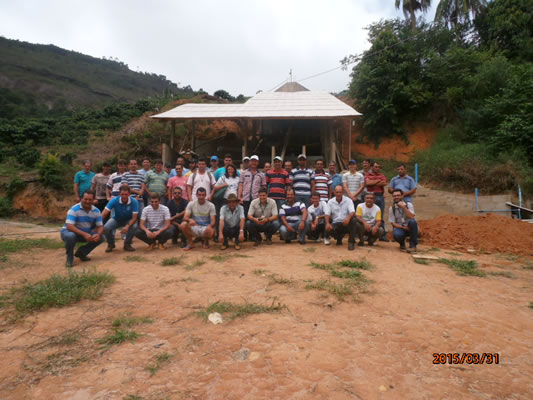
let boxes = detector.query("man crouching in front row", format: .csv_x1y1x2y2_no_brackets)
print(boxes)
180,187,216,251
135,192,174,250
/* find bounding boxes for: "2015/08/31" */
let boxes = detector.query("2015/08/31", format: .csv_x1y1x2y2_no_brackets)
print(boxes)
433,353,500,365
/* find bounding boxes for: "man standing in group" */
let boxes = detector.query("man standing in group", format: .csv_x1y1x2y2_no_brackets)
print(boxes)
74,160,95,202
167,186,189,247
326,185,357,250
240,156,250,175
389,189,418,253
246,187,280,246
167,164,189,201
279,187,308,245
265,156,290,210
361,159,373,176
185,158,198,177
308,191,330,245
144,159,169,203
343,160,365,208
135,193,173,250
215,153,239,181
328,161,342,198
169,156,190,178
139,158,151,177
187,157,216,201
122,159,146,215
238,155,266,237
102,185,138,253
91,161,111,211
388,164,417,203
355,193,384,246
284,160,293,175
209,155,219,174
311,159,332,201
180,187,216,250
219,193,245,250
60,190,104,268
290,154,313,207
365,161,389,242
107,159,127,199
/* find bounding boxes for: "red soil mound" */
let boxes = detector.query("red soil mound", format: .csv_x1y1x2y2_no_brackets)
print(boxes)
419,214,533,256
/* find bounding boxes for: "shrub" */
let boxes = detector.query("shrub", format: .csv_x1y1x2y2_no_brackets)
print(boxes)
13,145,41,167
6,177,26,200
0,197,13,217
39,153,70,191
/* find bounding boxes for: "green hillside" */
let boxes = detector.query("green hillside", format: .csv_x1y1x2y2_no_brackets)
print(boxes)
0,36,190,118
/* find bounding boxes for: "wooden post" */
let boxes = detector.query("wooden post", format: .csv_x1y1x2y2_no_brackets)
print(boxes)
191,121,196,153
302,145,306,156
242,123,248,159
349,118,353,161
170,120,176,149
271,146,275,164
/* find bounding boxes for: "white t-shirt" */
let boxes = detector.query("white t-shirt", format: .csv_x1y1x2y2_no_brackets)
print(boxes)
215,175,240,199
356,203,382,226
187,171,216,201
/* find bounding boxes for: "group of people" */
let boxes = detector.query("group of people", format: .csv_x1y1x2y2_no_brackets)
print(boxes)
62,153,419,267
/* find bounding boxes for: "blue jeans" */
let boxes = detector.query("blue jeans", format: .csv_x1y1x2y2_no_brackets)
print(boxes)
373,194,387,237
392,219,419,248
60,230,105,265
103,218,137,247
274,199,285,211
280,220,308,242
246,220,280,240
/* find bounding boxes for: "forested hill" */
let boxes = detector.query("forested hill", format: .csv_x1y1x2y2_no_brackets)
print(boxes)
0,36,189,118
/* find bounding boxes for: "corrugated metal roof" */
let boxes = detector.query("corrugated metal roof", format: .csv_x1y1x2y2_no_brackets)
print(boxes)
151,91,361,120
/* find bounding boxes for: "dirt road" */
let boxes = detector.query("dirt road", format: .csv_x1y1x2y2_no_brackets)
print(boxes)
0,230,532,399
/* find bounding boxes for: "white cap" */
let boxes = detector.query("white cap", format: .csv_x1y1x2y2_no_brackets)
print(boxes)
250,155,259,161
273,156,282,161
242,156,250,161
297,154,307,159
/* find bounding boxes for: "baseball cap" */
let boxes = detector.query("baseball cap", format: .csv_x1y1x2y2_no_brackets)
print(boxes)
297,154,307,159
242,156,250,161
210,155,219,161
227,193,238,202
348,159,357,165
250,155,259,161
273,156,282,161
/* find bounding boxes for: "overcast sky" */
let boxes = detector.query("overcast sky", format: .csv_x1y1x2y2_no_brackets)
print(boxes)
0,0,437,96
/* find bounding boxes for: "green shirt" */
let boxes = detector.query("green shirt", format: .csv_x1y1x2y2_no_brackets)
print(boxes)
145,170,169,196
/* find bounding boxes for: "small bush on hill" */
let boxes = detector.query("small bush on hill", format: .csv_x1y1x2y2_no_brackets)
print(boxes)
0,197,13,217
39,153,72,191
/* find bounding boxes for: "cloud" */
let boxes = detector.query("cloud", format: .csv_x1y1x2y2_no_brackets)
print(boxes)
0,0,415,96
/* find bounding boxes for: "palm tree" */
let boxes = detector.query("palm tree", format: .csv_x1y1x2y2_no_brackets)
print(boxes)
435,0,488,28
395,0,432,30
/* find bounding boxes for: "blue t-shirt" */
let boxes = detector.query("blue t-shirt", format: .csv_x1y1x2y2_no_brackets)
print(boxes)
389,175,417,202
105,196,139,223
74,170,95,197
330,173,343,193
62,203,102,233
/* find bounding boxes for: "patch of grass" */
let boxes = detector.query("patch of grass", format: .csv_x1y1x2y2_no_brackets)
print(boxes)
488,271,514,279
0,255,8,263
267,274,293,285
195,300,286,321
437,258,486,277
145,352,174,376
52,332,80,346
160,256,183,267
414,258,430,265
330,269,365,281
529,302,533,309
337,259,374,270
504,254,521,262
303,247,316,253
185,259,205,271
0,270,115,319
445,251,461,256
310,262,334,271
305,280,354,301
97,313,152,349
522,261,533,270
209,254,250,263
124,255,148,263
0,238,63,254
253,269,267,275
43,351,89,375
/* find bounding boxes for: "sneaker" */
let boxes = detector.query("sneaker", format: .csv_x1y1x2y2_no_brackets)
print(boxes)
180,241,187,248
159,243,167,250
400,243,406,252
105,244,115,253
235,244,241,250
348,242,355,251
74,250,91,262
183,245,194,252
407,246,417,254
124,244,135,252
315,237,321,243
324,237,331,245
336,239,342,246
265,238,272,245
220,244,227,250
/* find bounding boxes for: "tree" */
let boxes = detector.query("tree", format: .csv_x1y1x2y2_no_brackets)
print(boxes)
435,0,488,28
213,89,234,101
395,0,432,29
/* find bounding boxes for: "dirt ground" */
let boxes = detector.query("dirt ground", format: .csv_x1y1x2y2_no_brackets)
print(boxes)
1,220,533,399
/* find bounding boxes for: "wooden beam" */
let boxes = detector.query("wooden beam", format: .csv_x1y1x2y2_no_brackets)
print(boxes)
170,120,176,149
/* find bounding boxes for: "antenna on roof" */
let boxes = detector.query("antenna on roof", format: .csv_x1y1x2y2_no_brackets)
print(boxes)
289,69,292,83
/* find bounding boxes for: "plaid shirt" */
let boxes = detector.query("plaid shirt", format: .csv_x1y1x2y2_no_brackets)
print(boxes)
239,169,266,201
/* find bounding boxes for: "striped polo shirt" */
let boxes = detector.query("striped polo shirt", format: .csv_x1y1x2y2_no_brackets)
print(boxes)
290,168,313,197
107,172,124,197
312,170,332,200
265,169,290,200
122,171,145,193
141,204,171,230
61,203,103,233
279,201,306,223
145,170,169,196
186,200,216,226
